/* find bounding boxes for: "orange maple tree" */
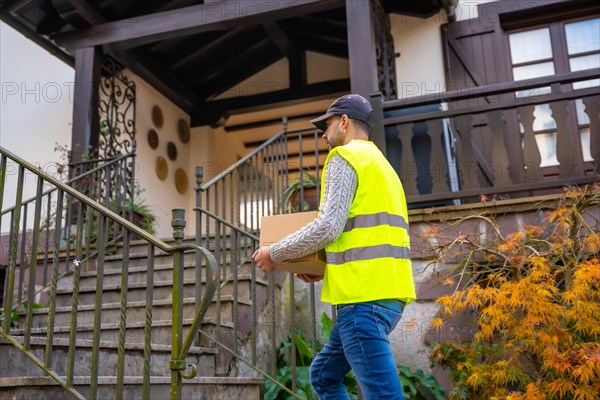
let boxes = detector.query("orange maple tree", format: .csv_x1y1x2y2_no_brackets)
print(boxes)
428,182,600,399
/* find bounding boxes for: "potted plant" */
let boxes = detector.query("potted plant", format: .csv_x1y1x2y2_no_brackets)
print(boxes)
108,183,157,236
281,169,320,213
126,199,157,235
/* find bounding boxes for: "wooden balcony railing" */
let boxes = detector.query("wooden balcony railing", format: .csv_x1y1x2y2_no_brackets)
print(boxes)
382,69,599,206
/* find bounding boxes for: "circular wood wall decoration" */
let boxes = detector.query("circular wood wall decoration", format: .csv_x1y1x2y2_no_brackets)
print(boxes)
167,141,177,161
175,168,188,194
147,129,159,149
152,105,164,129
155,156,168,181
177,119,190,144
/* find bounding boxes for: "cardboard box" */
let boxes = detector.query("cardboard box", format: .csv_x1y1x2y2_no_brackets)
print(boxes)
260,211,326,275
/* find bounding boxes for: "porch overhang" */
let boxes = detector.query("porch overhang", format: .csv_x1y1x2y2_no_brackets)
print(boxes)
1,0,449,127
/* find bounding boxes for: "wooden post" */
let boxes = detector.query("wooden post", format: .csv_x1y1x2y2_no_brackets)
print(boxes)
71,46,102,162
346,0,386,152
345,0,378,97
370,92,386,154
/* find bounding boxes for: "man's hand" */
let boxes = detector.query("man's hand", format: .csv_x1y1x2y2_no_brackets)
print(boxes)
295,274,324,283
252,246,277,272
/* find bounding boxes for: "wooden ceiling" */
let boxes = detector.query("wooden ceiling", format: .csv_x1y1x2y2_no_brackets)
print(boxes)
1,0,448,127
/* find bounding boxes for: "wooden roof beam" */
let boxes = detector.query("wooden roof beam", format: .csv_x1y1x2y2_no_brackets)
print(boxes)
262,21,307,88
4,0,33,13
190,39,282,99
51,0,107,27
191,78,350,126
53,0,345,51
47,0,198,113
170,26,249,71
114,48,200,113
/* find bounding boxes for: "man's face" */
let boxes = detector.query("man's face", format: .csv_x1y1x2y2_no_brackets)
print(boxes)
322,115,343,151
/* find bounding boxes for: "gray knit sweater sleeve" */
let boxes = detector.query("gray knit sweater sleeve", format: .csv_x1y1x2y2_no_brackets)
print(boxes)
269,155,357,264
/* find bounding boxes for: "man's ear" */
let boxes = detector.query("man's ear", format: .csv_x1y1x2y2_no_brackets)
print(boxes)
340,114,349,131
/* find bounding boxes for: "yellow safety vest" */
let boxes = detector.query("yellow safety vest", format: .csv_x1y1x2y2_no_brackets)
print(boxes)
320,140,416,305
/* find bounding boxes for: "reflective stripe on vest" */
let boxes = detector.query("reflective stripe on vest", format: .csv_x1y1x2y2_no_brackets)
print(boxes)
343,211,409,232
326,244,411,265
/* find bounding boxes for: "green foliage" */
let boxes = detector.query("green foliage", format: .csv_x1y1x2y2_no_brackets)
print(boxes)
0,307,20,327
122,198,157,235
121,180,157,235
281,170,318,213
398,365,447,400
0,301,44,328
264,311,446,400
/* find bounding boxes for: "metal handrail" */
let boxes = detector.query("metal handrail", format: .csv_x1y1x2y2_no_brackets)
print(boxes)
1,147,163,247
193,208,304,399
192,122,325,398
194,208,259,241
1,149,135,319
199,128,288,191
0,146,219,400
199,125,317,191
0,152,133,217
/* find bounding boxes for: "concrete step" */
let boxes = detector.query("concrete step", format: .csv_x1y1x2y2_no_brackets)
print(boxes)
0,336,216,378
53,271,268,308
100,249,255,271
25,242,254,277
21,316,233,344
57,259,256,290
28,295,254,337
111,234,257,257
0,375,263,400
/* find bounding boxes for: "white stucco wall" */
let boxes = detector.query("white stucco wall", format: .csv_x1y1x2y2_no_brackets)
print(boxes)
214,58,290,100
131,75,193,238
455,0,499,21
131,73,248,238
306,51,350,84
390,12,448,99
0,22,74,233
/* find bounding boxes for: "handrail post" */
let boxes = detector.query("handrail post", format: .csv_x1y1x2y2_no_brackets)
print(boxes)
170,208,186,400
194,166,204,346
282,116,288,132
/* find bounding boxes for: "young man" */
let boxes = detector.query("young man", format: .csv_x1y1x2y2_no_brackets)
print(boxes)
252,94,416,399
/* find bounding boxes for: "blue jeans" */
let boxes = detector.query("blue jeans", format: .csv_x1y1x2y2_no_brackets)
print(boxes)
309,300,405,399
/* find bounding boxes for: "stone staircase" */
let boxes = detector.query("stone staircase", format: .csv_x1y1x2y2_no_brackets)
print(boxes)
0,236,274,399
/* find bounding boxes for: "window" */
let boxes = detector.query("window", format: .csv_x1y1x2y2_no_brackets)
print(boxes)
509,28,555,97
508,17,599,167
565,18,600,90
566,18,599,163
509,28,557,167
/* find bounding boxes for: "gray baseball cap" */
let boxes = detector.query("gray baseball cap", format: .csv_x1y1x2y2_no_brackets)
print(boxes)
310,94,374,131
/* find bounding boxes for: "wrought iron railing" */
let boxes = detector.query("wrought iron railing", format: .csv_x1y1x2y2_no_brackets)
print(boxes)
68,151,137,213
0,146,218,400
194,123,324,398
197,120,324,230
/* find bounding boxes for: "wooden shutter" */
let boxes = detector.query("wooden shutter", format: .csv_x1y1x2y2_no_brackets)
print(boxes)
441,10,521,190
